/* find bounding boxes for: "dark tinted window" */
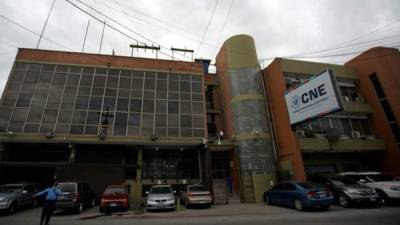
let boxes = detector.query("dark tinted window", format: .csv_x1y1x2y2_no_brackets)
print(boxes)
327,176,358,185
104,186,125,194
297,182,322,189
188,185,208,192
150,186,172,194
284,183,297,190
57,183,77,192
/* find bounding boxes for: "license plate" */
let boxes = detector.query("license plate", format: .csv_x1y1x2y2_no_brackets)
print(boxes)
110,203,117,207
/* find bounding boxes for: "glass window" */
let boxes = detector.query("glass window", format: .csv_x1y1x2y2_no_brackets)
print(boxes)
61,95,75,109
155,127,166,136
16,93,32,107
192,93,203,101
66,74,80,86
130,99,142,112
55,124,70,134
144,78,156,90
127,126,140,136
80,74,93,86
191,102,203,114
128,113,140,126
155,114,167,127
131,78,144,89
181,128,192,137
103,97,116,111
24,71,39,83
21,83,35,93
108,69,120,76
28,64,41,71
131,90,142,98
117,98,129,111
168,114,179,127
10,70,26,82
55,65,68,72
180,74,190,81
64,86,77,95
6,82,21,92
38,71,53,84
58,110,72,123
192,115,204,128
114,126,126,136
157,72,167,80
121,70,131,77
89,97,103,110
15,62,29,70
192,75,202,82
192,82,202,93
8,122,23,133
156,91,167,99
78,86,91,96
2,92,18,107
180,101,191,114
70,125,84,134
168,128,179,136
143,90,155,99
156,80,167,91
142,113,154,128
118,89,130,98
119,77,131,89
0,107,13,122
95,68,107,75
105,88,118,97
27,106,44,122
85,125,98,135
43,109,58,123
341,119,351,136
180,81,191,92
41,64,55,72
193,129,204,137
106,77,119,88
39,123,55,134
68,66,81,74
132,70,144,77
91,87,104,96
141,127,153,136
24,123,40,133
93,76,106,87
53,73,67,85
180,115,192,128
155,100,167,113
75,96,89,110
145,71,156,79
169,80,179,92
180,92,191,101
168,101,179,114
11,108,28,122
115,112,128,126
142,100,155,113
72,110,87,124
82,67,95,74
86,111,100,125
169,73,179,81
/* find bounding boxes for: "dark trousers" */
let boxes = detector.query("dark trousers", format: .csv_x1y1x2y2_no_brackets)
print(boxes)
40,200,56,225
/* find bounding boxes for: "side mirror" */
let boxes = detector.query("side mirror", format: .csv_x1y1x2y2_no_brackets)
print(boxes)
22,190,28,194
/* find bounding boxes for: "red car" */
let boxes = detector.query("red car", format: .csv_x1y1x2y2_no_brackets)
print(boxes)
99,185,129,212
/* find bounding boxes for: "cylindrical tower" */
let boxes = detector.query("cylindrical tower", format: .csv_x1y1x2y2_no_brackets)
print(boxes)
215,34,277,203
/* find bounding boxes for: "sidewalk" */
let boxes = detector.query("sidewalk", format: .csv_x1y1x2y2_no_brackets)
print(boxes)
78,203,294,220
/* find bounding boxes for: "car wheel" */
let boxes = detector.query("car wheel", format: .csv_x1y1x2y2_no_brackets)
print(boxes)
294,199,304,211
376,190,389,205
264,195,272,205
8,202,17,214
339,193,350,208
76,202,83,214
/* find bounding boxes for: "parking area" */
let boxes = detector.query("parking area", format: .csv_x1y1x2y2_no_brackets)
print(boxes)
1,203,400,225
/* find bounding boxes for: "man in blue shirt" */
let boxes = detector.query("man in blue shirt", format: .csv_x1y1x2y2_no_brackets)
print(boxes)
34,182,61,225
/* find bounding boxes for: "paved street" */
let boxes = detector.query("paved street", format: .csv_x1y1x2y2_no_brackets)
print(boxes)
1,204,400,225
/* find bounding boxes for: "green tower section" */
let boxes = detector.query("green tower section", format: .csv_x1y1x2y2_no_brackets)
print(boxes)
221,35,277,203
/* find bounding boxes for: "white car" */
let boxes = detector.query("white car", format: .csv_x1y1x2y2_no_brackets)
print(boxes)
340,172,400,203
146,185,176,211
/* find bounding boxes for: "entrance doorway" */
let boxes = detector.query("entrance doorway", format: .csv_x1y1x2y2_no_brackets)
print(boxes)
211,151,230,179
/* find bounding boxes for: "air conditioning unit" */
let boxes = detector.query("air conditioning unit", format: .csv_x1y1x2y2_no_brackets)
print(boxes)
351,131,361,139
295,130,306,138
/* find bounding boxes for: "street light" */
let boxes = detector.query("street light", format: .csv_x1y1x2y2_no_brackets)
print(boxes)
218,130,224,145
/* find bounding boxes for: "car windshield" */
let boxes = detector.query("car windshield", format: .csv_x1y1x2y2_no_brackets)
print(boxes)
0,185,23,193
150,186,172,194
329,176,358,185
297,182,322,189
57,183,76,192
189,186,208,192
104,187,125,194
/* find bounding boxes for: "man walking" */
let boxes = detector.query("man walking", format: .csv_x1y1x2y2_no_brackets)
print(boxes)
34,182,61,225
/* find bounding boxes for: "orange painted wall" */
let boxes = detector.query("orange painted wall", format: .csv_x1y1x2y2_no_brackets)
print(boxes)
346,47,400,171
263,59,306,181
16,48,203,74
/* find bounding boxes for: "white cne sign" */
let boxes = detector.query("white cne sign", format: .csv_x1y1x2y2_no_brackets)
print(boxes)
285,69,343,125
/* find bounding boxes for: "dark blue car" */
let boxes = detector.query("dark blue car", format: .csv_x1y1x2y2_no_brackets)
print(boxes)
263,181,334,211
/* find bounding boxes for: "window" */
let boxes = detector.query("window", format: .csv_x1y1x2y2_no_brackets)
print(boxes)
53,73,67,85
128,113,140,126
86,111,100,125
80,74,93,86
75,96,89,110
16,93,32,107
0,108,13,122
142,100,154,113
93,76,106,87
168,101,179,114
144,78,155,90
66,74,80,86
43,109,58,123
10,70,25,82
130,99,142,112
24,71,39,83
106,77,119,88
72,111,87,124
115,112,128,126
58,110,73,123
89,97,103,110
11,108,28,122
180,81,191,92
38,71,53,84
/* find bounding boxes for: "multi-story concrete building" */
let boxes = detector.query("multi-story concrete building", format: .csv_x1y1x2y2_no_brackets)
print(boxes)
0,35,399,205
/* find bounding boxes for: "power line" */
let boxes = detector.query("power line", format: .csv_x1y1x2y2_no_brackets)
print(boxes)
0,13,73,51
212,0,234,60
67,0,190,61
36,0,56,49
195,0,220,58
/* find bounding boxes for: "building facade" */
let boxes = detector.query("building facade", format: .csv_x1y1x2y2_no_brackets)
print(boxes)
0,35,399,205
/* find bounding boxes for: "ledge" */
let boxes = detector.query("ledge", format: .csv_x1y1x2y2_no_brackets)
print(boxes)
343,101,372,113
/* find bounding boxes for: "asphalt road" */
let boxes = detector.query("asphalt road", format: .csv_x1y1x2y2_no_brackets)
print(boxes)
1,204,399,225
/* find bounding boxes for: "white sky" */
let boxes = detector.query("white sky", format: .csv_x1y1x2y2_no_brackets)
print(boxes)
0,0,399,94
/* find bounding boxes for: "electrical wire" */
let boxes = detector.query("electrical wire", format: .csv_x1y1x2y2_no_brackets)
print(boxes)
0,13,73,51
211,0,234,60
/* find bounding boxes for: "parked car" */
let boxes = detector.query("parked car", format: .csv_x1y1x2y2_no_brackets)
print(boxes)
180,184,212,208
99,185,129,213
308,175,380,207
0,183,43,214
340,172,400,204
263,181,334,211
56,182,96,214
146,185,176,211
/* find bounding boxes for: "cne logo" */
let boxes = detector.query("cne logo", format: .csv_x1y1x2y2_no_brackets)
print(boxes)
290,95,301,109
